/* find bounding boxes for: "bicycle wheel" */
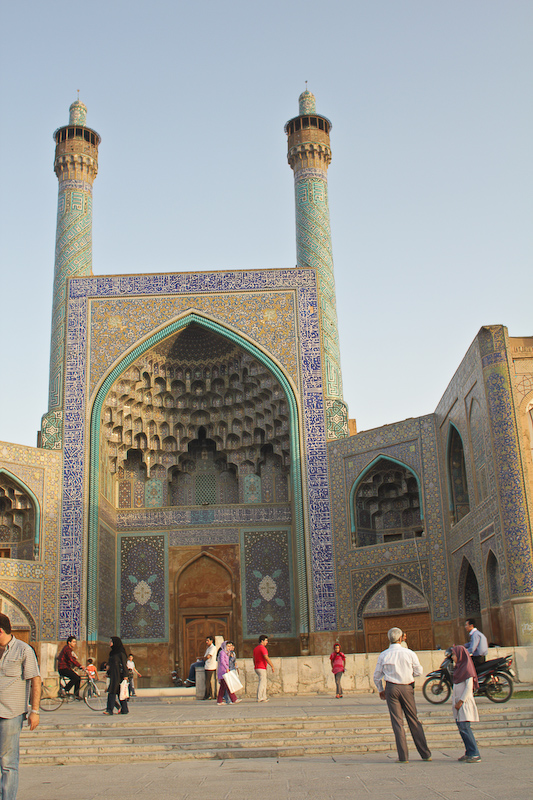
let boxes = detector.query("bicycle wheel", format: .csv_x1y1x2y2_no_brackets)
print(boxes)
40,686,63,712
83,679,108,711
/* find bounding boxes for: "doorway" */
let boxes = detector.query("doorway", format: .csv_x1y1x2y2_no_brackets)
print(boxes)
181,614,230,674
175,553,235,675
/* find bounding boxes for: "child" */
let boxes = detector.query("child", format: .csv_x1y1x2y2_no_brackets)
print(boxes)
330,642,346,698
127,653,142,697
86,658,98,680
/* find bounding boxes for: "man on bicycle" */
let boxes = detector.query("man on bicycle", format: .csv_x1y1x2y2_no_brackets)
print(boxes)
57,636,84,700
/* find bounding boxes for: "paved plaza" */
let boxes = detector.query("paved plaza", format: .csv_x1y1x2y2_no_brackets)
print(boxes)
18,694,533,799
19,746,533,800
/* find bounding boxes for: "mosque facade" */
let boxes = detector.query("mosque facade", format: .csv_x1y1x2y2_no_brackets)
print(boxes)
1,93,532,679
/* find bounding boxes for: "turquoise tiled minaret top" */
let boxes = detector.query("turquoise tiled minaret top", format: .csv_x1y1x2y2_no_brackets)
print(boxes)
299,89,316,115
41,101,100,449
285,91,348,439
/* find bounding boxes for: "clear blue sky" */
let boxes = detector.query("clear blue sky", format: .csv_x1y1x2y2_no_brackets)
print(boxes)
1,1,531,447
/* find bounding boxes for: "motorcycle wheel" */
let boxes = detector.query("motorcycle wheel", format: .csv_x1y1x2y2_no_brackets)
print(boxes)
422,677,451,704
485,672,513,703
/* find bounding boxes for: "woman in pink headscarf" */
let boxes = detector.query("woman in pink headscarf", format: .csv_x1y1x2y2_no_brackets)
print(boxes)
330,642,346,698
451,645,481,762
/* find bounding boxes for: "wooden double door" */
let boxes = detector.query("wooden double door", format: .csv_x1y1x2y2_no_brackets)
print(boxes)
180,613,230,674
364,611,434,652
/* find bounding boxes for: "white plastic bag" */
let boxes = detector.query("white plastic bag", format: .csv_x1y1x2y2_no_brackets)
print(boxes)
224,669,243,693
119,678,130,700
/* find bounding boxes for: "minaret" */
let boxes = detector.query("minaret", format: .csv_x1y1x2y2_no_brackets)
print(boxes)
285,90,348,439
41,100,100,449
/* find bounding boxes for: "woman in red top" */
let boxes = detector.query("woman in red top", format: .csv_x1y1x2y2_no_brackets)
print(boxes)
330,642,346,698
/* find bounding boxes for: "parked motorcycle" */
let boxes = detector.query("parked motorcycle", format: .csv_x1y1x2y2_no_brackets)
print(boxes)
422,649,515,704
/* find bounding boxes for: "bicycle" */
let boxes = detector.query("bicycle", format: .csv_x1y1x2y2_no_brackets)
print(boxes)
40,673,108,712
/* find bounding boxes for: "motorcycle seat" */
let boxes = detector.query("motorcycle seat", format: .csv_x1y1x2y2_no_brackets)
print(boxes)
476,657,509,673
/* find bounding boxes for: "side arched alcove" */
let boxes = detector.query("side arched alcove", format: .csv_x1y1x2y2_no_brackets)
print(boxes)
0,469,41,560
349,456,424,547
87,312,307,670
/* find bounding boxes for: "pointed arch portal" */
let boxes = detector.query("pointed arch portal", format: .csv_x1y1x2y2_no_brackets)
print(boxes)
87,312,307,642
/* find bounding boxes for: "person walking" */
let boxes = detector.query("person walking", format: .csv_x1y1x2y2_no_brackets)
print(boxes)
0,613,41,800
451,645,481,763
374,627,432,763
253,635,275,703
216,642,241,705
330,642,346,698
223,641,237,704
104,637,129,715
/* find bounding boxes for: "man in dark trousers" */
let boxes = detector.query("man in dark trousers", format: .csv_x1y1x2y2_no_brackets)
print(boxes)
57,635,83,699
374,627,432,763
464,619,488,668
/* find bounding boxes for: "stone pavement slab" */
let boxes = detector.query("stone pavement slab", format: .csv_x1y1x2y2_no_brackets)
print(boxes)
19,746,533,800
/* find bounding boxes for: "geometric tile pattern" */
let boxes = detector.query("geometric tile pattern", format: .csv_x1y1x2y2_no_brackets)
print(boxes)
480,326,533,595
241,528,294,638
89,292,298,396
119,533,167,642
47,180,94,419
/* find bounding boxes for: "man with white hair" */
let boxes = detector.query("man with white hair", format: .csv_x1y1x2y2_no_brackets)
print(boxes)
374,626,432,763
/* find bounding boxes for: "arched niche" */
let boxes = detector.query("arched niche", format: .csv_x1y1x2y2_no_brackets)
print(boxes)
447,424,470,524
486,550,503,644
350,456,423,547
87,313,307,645
358,574,433,652
175,552,235,675
0,590,37,640
458,558,480,618
0,470,40,561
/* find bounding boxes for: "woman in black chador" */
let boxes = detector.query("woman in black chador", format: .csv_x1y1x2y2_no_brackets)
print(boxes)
104,636,129,715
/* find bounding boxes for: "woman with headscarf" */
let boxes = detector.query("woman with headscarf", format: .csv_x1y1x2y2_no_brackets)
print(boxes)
330,642,346,698
103,636,129,715
216,641,242,705
450,644,480,762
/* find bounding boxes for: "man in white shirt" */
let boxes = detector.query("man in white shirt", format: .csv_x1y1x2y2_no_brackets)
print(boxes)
464,619,488,668
374,627,432,763
203,636,217,700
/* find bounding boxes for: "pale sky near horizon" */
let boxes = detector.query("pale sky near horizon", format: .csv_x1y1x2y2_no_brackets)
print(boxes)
1,1,531,448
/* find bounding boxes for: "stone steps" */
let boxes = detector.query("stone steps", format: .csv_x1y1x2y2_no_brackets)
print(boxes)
21,703,533,765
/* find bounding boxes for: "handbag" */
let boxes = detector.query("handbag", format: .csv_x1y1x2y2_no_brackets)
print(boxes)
119,678,130,700
224,669,243,693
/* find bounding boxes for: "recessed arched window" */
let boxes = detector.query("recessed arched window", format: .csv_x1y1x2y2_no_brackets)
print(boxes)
447,425,470,524
352,457,423,547
486,550,501,607
464,563,480,616
0,472,39,560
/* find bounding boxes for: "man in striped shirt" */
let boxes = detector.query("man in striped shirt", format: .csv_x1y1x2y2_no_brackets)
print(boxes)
0,613,41,800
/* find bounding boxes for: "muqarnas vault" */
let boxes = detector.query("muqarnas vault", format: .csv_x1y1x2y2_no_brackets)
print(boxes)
1,91,532,682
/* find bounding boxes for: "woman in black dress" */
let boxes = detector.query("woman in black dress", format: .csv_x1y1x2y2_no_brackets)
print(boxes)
104,636,129,715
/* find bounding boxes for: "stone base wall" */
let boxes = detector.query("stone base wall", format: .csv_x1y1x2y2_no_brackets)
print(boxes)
233,646,533,696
